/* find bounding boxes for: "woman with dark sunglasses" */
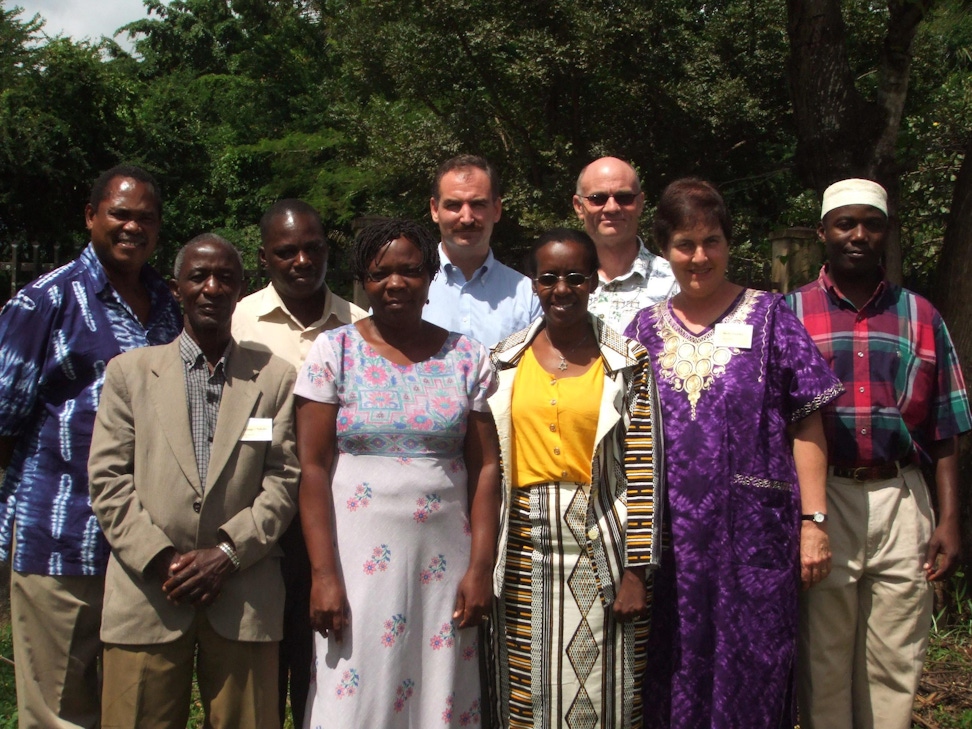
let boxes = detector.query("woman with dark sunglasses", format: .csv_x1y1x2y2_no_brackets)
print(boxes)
487,228,663,728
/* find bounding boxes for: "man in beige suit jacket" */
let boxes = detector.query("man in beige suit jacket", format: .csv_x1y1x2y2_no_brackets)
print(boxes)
89,234,299,729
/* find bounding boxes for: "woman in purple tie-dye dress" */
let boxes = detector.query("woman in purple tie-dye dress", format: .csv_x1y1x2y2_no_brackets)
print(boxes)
625,179,842,728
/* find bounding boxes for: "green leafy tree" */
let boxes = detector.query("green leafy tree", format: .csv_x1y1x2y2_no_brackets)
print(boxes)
920,1,972,562
318,0,805,277
787,0,937,282
0,3,133,258
110,0,362,274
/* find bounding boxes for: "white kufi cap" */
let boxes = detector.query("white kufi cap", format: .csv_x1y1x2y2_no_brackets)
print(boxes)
820,178,888,219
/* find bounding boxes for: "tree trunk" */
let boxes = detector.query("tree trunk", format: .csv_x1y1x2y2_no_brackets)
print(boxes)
932,138,972,564
786,0,932,283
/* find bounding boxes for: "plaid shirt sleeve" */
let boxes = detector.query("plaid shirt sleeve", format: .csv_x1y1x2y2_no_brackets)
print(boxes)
928,311,972,443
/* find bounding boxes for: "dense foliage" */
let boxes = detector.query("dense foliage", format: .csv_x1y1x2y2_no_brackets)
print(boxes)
0,0,969,296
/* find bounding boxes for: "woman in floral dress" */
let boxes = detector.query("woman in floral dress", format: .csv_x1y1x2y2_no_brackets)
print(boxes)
294,219,500,728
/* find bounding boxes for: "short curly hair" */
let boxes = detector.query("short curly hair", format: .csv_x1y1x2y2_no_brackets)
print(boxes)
351,218,439,283
172,233,243,280
259,199,323,244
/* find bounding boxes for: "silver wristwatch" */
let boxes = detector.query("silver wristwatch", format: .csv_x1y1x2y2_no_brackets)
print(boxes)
801,511,828,524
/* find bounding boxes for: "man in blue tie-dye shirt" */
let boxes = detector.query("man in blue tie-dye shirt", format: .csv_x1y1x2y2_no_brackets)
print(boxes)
0,165,182,729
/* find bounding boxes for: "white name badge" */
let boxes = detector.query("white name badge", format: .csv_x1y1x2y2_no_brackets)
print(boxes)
713,322,753,350
241,418,273,442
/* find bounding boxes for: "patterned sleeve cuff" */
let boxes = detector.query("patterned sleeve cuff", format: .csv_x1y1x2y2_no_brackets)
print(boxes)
789,383,844,423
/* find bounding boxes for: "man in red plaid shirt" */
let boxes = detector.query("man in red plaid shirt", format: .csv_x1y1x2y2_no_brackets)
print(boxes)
786,178,971,729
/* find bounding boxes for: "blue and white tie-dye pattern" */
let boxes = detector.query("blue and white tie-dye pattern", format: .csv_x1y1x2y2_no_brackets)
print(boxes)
0,244,181,575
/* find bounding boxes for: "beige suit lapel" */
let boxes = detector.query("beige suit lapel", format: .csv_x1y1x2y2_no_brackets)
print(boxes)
149,340,202,495
205,344,260,492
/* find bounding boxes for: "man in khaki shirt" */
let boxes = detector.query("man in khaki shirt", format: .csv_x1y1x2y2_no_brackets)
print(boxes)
234,200,365,365
232,199,364,727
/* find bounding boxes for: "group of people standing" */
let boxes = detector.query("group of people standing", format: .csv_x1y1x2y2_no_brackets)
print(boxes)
0,155,967,729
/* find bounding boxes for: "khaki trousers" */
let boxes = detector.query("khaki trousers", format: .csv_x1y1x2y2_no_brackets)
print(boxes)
9,570,104,729
101,612,279,729
798,465,934,729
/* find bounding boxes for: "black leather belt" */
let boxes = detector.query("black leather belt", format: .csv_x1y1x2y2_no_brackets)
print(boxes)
831,462,903,482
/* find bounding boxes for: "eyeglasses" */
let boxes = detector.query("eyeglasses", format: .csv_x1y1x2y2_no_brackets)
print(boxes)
579,192,640,208
534,272,594,289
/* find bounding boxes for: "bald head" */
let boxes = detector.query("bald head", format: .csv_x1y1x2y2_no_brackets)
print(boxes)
573,157,645,254
575,157,641,196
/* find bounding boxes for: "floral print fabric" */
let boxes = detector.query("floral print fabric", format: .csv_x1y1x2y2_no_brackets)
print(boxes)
294,324,495,728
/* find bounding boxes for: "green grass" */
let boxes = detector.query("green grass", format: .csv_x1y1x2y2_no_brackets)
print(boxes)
913,570,972,728
1,620,16,728
0,581,963,729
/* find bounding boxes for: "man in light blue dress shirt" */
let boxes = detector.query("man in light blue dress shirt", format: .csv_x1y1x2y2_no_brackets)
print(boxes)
425,155,540,348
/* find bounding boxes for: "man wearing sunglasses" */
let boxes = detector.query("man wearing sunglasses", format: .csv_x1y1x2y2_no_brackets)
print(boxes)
574,156,677,331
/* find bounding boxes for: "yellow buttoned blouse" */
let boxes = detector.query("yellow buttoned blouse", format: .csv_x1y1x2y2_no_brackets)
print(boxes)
510,347,604,487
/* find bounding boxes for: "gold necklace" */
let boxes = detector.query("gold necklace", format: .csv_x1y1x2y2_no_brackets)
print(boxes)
543,327,591,371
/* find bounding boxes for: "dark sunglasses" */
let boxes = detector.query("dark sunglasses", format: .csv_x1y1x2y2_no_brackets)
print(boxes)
534,272,594,289
579,192,640,207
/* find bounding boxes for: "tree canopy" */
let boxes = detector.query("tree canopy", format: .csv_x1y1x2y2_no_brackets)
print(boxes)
0,0,968,297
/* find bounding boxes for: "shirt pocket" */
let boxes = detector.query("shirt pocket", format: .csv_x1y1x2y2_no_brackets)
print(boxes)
729,474,797,570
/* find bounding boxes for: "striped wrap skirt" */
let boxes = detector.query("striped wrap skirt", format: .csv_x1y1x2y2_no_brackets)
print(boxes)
492,480,649,729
